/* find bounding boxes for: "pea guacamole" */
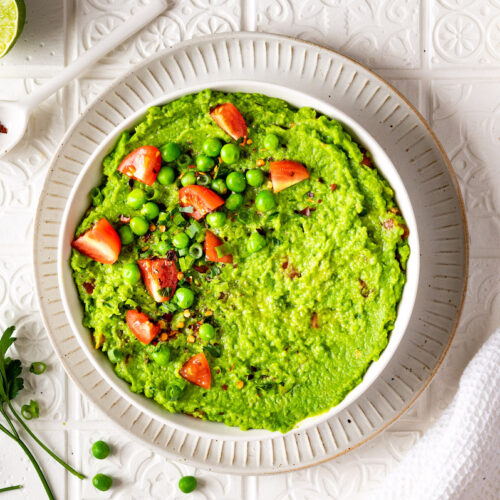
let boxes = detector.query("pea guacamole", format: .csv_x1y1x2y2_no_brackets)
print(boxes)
71,90,409,433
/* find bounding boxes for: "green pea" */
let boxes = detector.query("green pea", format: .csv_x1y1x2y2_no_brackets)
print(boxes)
248,232,267,253
220,143,240,164
129,216,149,236
160,142,181,162
91,441,110,460
141,202,160,221
108,348,123,364
92,473,112,492
174,287,194,309
206,211,226,228
196,154,215,172
157,241,169,254
199,323,215,341
157,166,176,185
264,133,279,150
122,263,141,284
181,172,196,187
166,384,183,401
119,225,134,245
151,344,170,366
172,232,190,249
226,172,246,193
203,138,222,157
211,178,227,195
127,189,147,209
179,475,197,494
225,193,243,210
246,169,264,187
255,191,276,212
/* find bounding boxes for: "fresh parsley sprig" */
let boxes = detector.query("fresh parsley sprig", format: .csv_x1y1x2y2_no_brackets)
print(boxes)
0,326,85,499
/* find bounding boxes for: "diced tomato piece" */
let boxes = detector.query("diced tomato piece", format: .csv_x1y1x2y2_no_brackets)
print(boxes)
126,310,160,345
269,160,310,193
137,258,178,303
179,353,211,389
210,103,248,144
118,145,162,186
204,230,233,263
72,218,121,264
179,185,224,220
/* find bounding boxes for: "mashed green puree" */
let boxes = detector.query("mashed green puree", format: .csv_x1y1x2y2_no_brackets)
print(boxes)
71,90,409,432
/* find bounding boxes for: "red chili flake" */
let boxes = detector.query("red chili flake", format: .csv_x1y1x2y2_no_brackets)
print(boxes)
401,224,410,239
193,265,209,273
216,368,220,374
256,227,266,236
295,207,316,217
229,362,236,372
307,191,314,198
361,155,373,167
289,267,301,280
166,250,176,261
0,122,7,134
221,384,228,391
162,313,173,322
318,177,325,184
119,215,131,223
282,260,289,270
382,218,395,230
311,313,319,329
389,207,400,214
82,282,95,294
218,292,227,300
329,184,337,191
359,279,370,298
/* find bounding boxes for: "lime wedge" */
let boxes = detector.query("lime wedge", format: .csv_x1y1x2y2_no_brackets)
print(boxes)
0,0,26,58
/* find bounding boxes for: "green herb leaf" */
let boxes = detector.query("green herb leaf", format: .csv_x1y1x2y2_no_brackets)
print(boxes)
5,358,23,400
158,287,173,298
203,343,222,358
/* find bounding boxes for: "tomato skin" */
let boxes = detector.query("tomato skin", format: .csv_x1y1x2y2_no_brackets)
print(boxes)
137,258,178,303
269,160,309,193
204,230,233,263
178,185,224,220
210,103,247,144
118,146,162,186
126,310,160,344
179,353,211,389
72,218,121,264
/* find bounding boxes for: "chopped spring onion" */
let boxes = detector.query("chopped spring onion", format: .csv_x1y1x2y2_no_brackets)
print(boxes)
197,173,210,186
21,400,39,420
176,153,192,169
186,220,201,238
173,212,186,226
237,210,251,223
215,243,231,258
179,206,194,213
188,243,203,259
29,362,47,375
178,247,188,257
179,255,195,272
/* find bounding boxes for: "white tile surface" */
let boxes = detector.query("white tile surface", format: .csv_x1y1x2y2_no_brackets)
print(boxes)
0,0,499,499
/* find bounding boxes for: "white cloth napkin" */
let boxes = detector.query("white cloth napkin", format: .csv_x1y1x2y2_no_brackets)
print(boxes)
369,329,500,500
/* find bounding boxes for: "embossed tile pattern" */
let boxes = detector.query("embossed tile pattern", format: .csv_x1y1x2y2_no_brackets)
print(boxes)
0,0,498,499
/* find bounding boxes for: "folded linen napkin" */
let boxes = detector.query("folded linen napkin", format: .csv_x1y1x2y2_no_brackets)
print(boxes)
368,329,500,500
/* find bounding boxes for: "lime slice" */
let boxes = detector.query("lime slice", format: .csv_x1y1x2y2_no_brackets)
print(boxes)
0,0,26,58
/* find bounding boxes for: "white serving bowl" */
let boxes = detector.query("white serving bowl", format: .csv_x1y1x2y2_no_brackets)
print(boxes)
58,81,419,441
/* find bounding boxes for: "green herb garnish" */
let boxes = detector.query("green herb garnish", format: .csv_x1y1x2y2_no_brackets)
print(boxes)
0,485,22,493
158,286,173,298
0,327,85,499
203,343,222,358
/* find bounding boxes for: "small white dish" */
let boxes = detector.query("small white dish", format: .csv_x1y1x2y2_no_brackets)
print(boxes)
58,80,419,441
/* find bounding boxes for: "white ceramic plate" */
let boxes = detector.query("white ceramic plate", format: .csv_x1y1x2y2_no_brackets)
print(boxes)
34,33,467,474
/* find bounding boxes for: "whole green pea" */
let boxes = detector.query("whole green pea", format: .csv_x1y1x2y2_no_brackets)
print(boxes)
264,133,279,150
206,211,226,228
157,166,176,185
178,475,197,494
127,189,147,209
225,193,244,210
246,169,265,187
172,232,190,249
211,178,227,195
119,225,134,245
181,172,196,187
220,143,240,164
226,172,246,193
255,191,276,212
141,202,160,221
199,323,215,341
122,263,141,284
160,142,181,162
129,216,149,236
92,473,113,492
151,344,170,366
174,287,195,309
203,138,222,157
196,154,215,172
91,441,110,460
